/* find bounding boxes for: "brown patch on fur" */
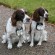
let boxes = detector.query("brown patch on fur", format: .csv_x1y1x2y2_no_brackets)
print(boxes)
45,9,48,21
11,9,25,26
45,17,48,21
11,11,17,26
32,9,40,22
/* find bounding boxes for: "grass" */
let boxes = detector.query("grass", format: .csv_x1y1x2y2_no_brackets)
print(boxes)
0,0,55,23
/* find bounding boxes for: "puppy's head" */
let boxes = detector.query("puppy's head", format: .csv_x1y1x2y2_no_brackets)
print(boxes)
11,9,30,26
11,9,25,26
33,7,48,22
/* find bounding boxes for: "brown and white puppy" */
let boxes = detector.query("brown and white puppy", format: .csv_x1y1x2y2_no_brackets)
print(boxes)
30,7,48,47
2,9,30,49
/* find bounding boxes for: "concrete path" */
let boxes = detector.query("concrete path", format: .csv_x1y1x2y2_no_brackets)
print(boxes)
0,5,55,55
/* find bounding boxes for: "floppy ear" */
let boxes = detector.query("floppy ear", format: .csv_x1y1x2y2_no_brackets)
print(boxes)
11,11,17,26
45,16,48,21
32,9,40,22
45,9,48,21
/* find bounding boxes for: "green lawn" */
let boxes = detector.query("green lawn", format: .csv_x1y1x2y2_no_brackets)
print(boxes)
0,0,55,23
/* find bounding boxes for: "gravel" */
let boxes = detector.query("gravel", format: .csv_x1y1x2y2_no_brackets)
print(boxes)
0,5,55,55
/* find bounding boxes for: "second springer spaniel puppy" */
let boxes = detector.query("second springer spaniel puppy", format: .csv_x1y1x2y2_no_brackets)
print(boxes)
30,7,48,47
2,9,30,49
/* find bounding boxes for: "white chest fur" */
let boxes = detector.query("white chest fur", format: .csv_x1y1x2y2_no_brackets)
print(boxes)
23,23,31,42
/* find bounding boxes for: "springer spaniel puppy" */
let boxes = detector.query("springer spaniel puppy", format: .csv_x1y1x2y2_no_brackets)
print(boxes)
30,7,48,47
2,9,30,49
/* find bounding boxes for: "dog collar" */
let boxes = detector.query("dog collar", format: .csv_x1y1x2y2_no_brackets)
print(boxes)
16,27,23,33
36,22,43,30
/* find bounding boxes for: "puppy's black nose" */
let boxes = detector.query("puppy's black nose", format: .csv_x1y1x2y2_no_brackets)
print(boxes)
26,18,30,22
46,14,48,17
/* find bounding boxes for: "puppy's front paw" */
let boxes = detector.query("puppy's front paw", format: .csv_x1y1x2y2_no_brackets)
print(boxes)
44,38,47,42
17,43,22,48
43,36,47,42
2,35,6,44
30,43,34,47
8,44,12,49
37,42,41,45
2,40,6,44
